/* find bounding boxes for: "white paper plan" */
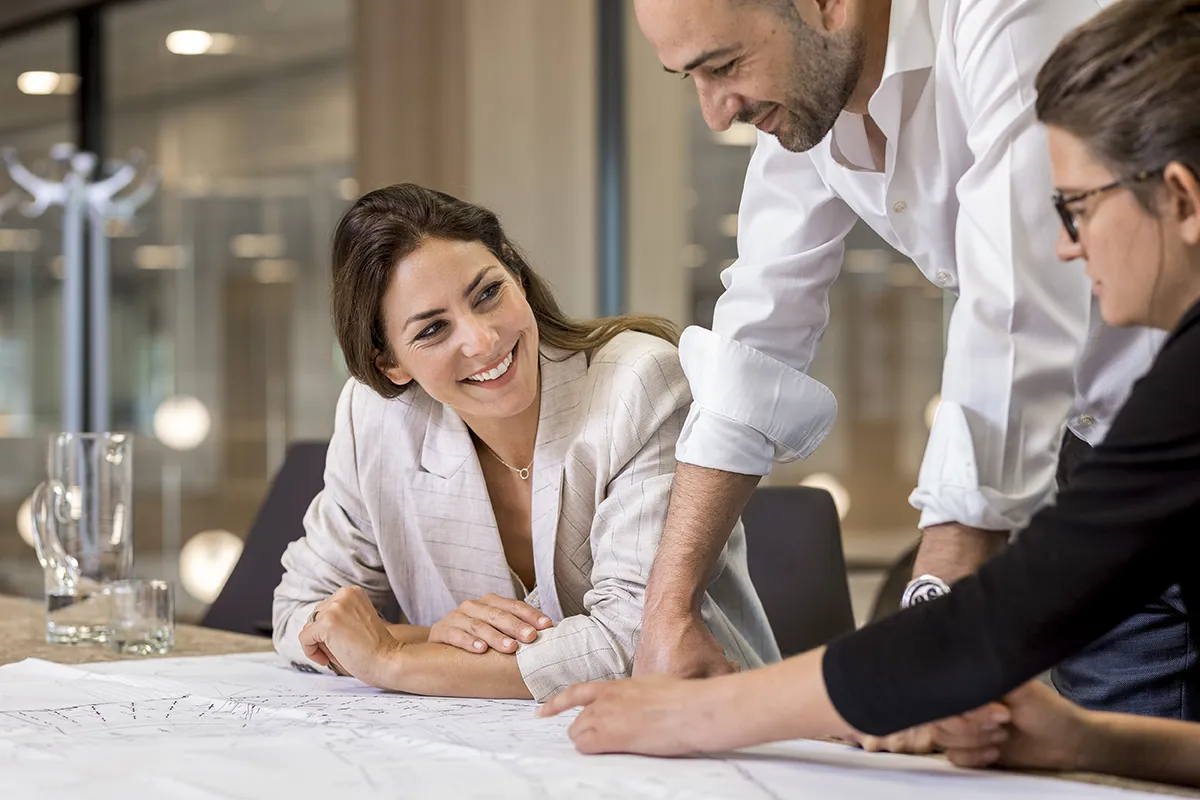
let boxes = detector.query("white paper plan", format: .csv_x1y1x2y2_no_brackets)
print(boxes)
0,653,1172,799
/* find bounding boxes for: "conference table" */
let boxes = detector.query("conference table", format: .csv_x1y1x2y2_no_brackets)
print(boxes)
0,594,1194,799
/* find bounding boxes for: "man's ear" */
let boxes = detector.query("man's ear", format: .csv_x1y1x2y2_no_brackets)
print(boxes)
375,351,412,387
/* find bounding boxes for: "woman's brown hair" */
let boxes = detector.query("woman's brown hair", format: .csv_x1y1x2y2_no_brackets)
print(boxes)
331,183,680,399
1035,0,1200,214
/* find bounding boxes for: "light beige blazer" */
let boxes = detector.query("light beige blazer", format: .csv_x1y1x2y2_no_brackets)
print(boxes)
273,332,780,700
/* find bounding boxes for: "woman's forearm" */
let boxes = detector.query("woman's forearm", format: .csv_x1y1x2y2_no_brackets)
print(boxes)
1079,711,1200,788
381,642,533,699
688,647,856,753
387,623,431,645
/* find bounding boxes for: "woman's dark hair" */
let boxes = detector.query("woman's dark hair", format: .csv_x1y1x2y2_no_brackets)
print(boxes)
331,183,679,398
1035,0,1200,213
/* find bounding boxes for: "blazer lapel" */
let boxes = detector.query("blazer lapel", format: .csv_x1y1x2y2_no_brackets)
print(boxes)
529,347,589,621
404,393,515,606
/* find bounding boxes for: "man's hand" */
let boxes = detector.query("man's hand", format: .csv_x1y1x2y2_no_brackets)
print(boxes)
911,522,1008,585
538,676,724,756
634,465,760,677
935,681,1088,771
299,586,405,688
634,611,739,678
428,594,553,654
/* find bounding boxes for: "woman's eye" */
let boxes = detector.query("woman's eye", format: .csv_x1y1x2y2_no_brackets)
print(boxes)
477,281,504,304
415,320,445,340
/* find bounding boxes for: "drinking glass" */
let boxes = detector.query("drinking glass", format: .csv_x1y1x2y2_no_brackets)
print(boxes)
107,579,174,656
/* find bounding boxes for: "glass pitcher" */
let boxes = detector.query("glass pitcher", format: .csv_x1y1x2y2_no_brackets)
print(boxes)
31,432,134,644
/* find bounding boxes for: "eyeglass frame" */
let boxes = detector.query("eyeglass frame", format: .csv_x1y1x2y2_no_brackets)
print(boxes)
1053,168,1164,244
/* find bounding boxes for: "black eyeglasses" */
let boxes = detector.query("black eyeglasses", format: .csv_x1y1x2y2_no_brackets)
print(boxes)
1053,169,1163,243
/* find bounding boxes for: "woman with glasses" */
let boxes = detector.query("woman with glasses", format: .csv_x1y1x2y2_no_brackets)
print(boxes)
542,0,1200,785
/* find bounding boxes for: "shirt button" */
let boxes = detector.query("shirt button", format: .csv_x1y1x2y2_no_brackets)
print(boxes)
935,270,952,285
1078,414,1095,427
892,200,908,214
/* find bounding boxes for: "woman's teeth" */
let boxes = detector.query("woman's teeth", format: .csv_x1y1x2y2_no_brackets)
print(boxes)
467,349,514,382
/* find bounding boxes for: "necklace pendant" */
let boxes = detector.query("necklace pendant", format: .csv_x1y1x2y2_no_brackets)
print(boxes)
518,467,530,480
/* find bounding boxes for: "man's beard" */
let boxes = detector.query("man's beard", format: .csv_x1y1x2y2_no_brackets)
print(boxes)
741,20,866,153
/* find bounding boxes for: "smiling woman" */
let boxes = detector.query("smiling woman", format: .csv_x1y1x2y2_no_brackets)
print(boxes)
270,183,780,700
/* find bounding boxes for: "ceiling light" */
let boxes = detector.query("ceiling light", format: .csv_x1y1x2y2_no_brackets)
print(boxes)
153,394,212,451
133,244,184,270
253,258,297,284
0,229,41,253
166,30,214,55
231,233,286,259
17,71,62,95
180,530,244,603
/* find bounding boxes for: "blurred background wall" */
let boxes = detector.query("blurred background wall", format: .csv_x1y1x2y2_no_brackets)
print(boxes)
0,0,946,622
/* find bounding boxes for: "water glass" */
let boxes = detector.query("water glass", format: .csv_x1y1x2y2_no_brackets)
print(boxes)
31,432,134,644
107,579,174,656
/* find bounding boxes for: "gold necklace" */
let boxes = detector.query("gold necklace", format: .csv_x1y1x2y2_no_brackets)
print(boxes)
485,445,532,480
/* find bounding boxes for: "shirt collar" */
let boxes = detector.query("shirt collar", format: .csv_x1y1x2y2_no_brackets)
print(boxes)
827,0,940,167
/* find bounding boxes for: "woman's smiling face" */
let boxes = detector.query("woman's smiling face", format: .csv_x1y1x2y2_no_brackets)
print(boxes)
376,237,540,421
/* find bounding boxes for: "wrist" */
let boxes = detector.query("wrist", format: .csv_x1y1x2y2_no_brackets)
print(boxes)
643,581,704,621
379,640,413,690
1073,710,1122,774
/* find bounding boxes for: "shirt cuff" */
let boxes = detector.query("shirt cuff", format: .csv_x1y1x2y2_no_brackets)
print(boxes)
676,326,837,471
909,401,1055,531
515,620,629,703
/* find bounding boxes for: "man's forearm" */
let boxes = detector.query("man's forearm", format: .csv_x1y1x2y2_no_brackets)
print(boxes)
911,522,1009,584
1079,711,1200,788
644,464,761,614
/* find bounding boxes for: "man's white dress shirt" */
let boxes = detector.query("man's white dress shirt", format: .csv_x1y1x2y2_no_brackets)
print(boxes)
677,0,1165,531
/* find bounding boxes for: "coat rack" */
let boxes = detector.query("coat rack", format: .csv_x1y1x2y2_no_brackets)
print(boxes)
2,143,158,433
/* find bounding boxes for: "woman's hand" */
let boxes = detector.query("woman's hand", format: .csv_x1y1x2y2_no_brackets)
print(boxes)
428,593,553,654
852,723,940,754
299,586,406,688
934,681,1088,771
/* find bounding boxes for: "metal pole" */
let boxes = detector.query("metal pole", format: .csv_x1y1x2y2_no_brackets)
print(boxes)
76,6,105,432
596,0,627,317
88,202,109,432
62,169,86,433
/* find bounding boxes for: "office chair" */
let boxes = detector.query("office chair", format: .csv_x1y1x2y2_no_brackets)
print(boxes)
740,486,857,656
202,441,330,636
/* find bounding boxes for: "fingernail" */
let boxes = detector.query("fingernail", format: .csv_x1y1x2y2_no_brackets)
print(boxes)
539,617,551,627
502,638,514,649
474,641,485,650
521,627,536,639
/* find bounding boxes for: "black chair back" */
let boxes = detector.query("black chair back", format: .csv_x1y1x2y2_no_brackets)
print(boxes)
740,486,856,656
201,441,330,636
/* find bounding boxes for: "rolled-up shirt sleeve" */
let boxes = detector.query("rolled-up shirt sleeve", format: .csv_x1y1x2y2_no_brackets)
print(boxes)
908,0,1096,531
675,135,854,476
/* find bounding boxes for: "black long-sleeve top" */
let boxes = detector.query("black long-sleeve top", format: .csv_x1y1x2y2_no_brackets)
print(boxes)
824,301,1200,735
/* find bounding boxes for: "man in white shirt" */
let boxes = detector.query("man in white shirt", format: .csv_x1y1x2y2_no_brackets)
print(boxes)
633,0,1191,720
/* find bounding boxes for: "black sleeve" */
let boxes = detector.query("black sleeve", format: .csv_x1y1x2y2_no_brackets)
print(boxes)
823,323,1200,736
